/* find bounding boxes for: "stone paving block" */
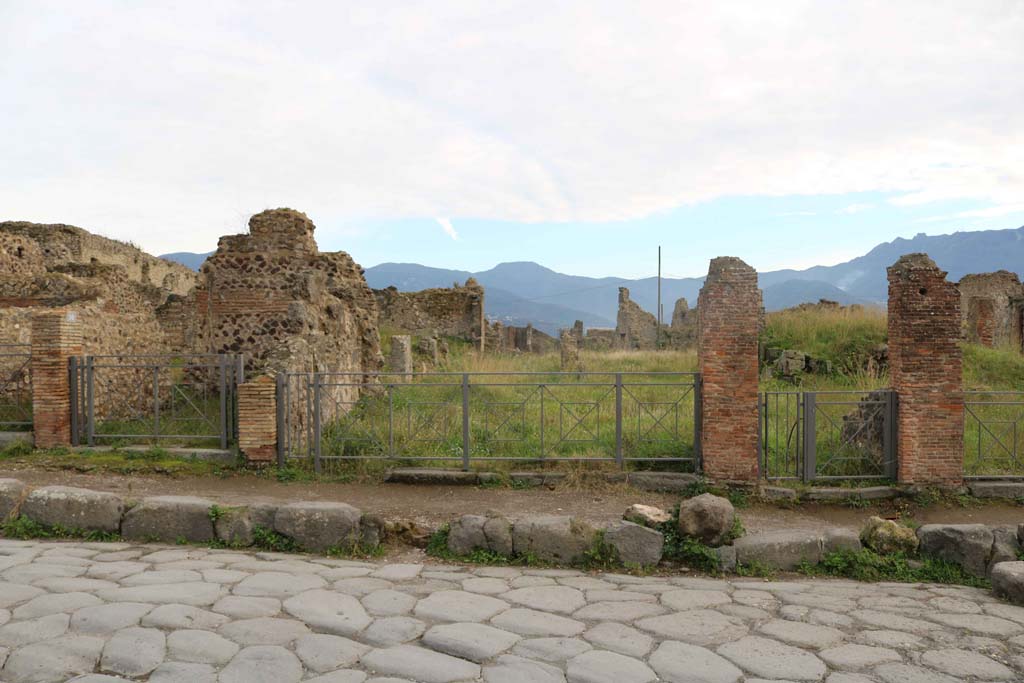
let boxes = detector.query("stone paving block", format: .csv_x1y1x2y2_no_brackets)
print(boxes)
649,641,742,683
274,502,363,552
717,635,826,681
491,608,585,637
362,644,482,683
148,662,217,683
423,622,521,662
482,654,566,683
294,633,369,673
566,649,657,683
21,486,123,533
122,496,216,543
583,622,653,658
920,647,1015,680
167,628,239,665
218,645,303,683
2,633,105,683
282,589,372,637
414,590,509,622
501,586,585,614
99,626,165,677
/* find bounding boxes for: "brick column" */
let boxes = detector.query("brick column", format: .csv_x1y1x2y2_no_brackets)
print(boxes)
30,310,82,448
888,254,963,486
697,257,762,482
238,375,277,464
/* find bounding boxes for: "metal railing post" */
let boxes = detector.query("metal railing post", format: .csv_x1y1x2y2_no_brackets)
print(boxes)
802,392,816,482
69,357,79,447
615,373,623,468
694,375,703,473
86,356,95,447
461,374,471,471
152,365,161,444
217,355,227,449
313,373,322,474
388,384,395,458
887,390,899,480
276,373,286,468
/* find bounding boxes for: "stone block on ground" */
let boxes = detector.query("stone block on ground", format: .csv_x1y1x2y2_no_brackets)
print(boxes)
603,521,664,566
823,527,862,554
989,526,1021,575
992,561,1024,605
512,516,596,564
21,486,123,533
122,496,216,543
214,507,254,547
677,493,735,547
273,502,362,553
509,473,566,488
917,524,994,578
968,481,1024,499
860,516,918,555
760,486,798,502
626,472,699,492
447,515,487,556
0,478,28,521
734,530,822,570
623,504,670,527
385,468,480,485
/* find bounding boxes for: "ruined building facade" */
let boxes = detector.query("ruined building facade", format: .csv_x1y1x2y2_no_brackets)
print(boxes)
374,279,485,351
957,271,1024,350
604,287,697,351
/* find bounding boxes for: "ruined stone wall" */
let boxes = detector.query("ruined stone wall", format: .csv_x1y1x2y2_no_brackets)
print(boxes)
583,328,617,350
668,297,697,348
0,222,195,297
374,279,485,349
957,271,1024,349
0,233,45,278
889,254,963,486
189,208,383,381
615,288,659,350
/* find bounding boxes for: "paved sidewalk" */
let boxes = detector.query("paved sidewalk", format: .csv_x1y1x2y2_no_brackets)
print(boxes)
0,540,1021,682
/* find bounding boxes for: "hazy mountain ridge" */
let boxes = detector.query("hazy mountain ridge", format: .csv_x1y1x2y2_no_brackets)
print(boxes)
161,225,1024,334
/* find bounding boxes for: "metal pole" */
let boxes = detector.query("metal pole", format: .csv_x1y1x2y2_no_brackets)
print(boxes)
694,376,703,472
217,356,227,449
69,357,79,447
86,357,95,447
153,365,161,443
313,373,322,474
615,373,623,468
802,393,816,482
276,373,286,468
657,246,662,349
461,374,471,471
388,385,395,458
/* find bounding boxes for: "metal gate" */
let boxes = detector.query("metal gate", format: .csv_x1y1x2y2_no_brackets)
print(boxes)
964,391,1024,479
0,345,32,431
277,371,701,472
71,354,242,448
761,389,897,482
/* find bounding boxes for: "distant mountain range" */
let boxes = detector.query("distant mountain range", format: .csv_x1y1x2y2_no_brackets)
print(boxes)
161,225,1024,335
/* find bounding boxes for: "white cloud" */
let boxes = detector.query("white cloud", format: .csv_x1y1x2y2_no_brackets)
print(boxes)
0,1,1022,254
776,211,817,217
838,203,874,215
435,217,458,240
916,202,1024,224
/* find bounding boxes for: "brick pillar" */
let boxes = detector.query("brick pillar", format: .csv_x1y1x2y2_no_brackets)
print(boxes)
238,375,277,464
30,310,82,448
888,254,963,486
697,257,762,482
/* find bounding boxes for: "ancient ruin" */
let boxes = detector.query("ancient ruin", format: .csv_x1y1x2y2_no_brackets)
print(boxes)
375,279,486,351
958,271,1024,350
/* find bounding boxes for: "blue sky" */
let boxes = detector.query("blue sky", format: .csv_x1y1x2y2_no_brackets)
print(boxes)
2,2,1022,279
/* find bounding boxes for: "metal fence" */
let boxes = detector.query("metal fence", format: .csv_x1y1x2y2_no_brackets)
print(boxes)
0,345,32,431
761,389,896,481
964,391,1024,479
71,354,243,448
278,371,701,471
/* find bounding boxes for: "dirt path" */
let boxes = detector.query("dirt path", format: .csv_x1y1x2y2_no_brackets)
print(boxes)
2,465,1022,532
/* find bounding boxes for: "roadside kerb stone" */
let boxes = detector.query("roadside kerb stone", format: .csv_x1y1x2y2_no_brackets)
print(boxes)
917,524,994,578
0,479,28,521
21,486,123,533
992,561,1024,605
274,502,363,553
733,531,822,570
122,496,216,543
603,521,663,566
512,516,596,564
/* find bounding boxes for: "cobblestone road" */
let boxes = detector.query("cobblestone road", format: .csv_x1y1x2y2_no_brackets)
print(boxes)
0,540,1021,682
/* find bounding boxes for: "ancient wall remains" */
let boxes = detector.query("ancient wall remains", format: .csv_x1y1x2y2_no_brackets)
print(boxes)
375,280,485,350
668,297,697,347
188,208,383,380
615,288,659,350
957,271,1024,350
697,257,763,483
889,254,964,486
0,221,195,297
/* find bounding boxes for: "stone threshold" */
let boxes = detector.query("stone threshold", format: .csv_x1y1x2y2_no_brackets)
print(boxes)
384,468,700,492
73,445,236,466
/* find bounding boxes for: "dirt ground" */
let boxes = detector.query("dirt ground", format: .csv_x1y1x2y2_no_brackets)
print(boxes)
1,465,1022,534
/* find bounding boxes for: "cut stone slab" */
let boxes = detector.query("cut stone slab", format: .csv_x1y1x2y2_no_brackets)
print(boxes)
385,468,481,485
483,654,566,683
649,641,743,683
635,610,747,646
920,648,1015,680
0,583,45,609
717,636,826,681
121,496,216,543
282,589,372,637
218,645,303,683
757,619,844,649
573,601,666,622
501,586,585,614
147,662,217,683
12,591,102,619
992,561,1024,605
362,616,427,646
873,663,961,683
214,507,254,547
362,589,417,616
294,633,369,673
362,644,482,683
513,637,591,663
21,486,123,533
1,633,105,683
822,528,862,554
70,602,155,634
734,531,822,570
818,643,901,669
917,524,994,578
491,608,585,637
273,502,363,552
583,623,653,658
626,471,699,492
566,650,657,683
661,589,731,611
447,515,487,556
141,603,230,630
212,596,282,619
99,626,166,677
423,622,521,662
167,629,239,665
603,521,664,566
0,613,71,649
234,571,327,598
968,481,1024,498
96,582,225,606
512,516,596,564
218,616,311,646
414,590,510,622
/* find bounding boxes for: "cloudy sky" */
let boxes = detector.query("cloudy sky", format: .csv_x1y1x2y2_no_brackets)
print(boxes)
2,1,1022,278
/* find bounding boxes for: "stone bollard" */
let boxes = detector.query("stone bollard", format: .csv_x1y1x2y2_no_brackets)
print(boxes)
388,335,413,382
560,330,582,373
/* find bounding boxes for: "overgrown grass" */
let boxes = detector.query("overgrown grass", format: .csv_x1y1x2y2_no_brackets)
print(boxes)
800,548,990,588
2,515,122,543
761,305,888,376
0,446,234,477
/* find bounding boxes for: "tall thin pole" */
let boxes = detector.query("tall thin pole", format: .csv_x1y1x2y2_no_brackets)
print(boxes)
657,246,662,348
